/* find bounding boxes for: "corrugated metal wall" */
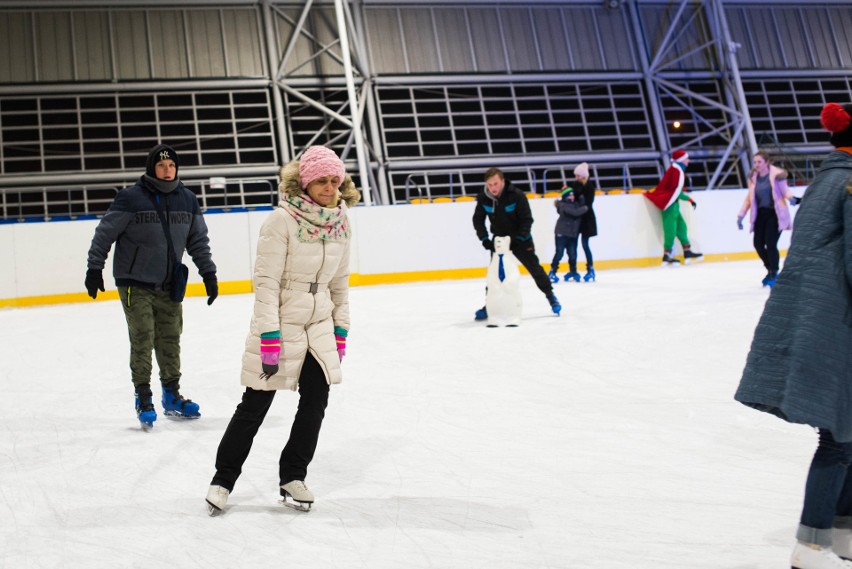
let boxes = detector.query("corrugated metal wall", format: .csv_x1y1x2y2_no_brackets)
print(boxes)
0,7,265,82
726,5,852,69
1,4,849,82
362,5,638,74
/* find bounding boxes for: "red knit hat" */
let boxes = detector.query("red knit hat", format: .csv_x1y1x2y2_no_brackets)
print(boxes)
820,103,852,148
672,149,689,163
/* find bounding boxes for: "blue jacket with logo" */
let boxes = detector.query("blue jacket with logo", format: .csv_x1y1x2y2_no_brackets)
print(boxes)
472,181,534,244
87,176,216,290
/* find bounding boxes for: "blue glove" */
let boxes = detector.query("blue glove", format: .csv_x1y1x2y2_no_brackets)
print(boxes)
789,196,802,206
737,216,744,230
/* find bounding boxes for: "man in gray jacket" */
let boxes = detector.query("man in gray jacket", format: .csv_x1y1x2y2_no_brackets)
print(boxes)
85,144,217,429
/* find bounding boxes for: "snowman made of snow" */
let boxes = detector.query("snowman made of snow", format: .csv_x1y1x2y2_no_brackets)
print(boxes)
485,236,522,327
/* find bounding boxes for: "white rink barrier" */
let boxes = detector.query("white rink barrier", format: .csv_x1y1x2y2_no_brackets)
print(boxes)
0,187,800,307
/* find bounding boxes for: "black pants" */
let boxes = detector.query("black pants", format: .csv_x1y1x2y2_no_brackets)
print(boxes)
211,352,330,492
510,240,554,297
753,207,781,274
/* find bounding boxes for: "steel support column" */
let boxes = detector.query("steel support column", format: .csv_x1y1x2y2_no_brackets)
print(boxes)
627,0,671,168
270,0,386,204
628,0,753,189
262,0,291,164
334,0,372,204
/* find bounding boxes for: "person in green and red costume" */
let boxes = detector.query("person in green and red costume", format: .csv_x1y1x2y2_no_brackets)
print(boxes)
644,149,704,265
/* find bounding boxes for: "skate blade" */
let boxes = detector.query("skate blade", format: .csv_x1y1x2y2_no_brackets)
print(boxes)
206,501,224,517
140,421,154,431
163,410,201,419
280,497,312,512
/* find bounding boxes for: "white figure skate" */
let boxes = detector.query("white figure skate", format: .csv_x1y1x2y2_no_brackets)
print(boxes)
205,485,229,516
280,480,314,512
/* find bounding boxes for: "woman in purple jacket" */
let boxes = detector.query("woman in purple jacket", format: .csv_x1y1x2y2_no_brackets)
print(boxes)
736,151,800,287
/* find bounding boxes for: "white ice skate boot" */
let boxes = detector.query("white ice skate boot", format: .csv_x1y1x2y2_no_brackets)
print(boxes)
791,541,852,569
280,480,314,512
834,528,852,560
205,485,229,516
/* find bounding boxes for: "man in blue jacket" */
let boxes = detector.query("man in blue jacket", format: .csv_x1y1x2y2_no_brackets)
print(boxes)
85,144,218,428
473,167,561,319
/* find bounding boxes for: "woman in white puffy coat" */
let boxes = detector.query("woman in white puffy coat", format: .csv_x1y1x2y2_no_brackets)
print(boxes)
206,146,360,514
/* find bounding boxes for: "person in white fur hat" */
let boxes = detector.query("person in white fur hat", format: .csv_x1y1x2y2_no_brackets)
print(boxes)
554,162,599,282
206,145,360,515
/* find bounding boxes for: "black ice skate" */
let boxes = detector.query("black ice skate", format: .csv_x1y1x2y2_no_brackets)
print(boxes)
683,249,703,264
662,252,681,266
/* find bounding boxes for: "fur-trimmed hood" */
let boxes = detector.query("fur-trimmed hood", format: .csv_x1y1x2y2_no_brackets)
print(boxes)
278,159,361,208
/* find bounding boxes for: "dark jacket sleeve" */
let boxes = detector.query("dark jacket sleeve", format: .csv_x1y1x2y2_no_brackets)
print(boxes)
583,183,596,208
515,194,534,239
184,194,216,276
556,200,588,218
844,181,852,294
86,191,134,270
473,198,489,241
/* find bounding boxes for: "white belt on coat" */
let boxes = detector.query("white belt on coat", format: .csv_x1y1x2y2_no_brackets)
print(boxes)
283,280,329,294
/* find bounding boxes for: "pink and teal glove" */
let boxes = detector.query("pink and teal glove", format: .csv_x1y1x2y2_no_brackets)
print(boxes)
260,331,281,379
334,326,348,362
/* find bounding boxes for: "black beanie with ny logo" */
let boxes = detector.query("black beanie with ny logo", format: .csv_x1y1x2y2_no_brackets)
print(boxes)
145,144,180,179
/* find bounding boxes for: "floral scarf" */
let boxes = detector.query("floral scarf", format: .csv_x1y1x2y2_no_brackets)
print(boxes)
282,195,350,243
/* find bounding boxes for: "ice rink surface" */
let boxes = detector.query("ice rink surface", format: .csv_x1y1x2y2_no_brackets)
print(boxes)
0,259,819,569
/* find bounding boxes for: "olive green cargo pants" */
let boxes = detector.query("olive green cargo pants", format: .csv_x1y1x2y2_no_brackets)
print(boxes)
118,286,182,388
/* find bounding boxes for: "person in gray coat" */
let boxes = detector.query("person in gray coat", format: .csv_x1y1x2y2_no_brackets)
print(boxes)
85,144,218,429
548,186,588,283
735,102,852,569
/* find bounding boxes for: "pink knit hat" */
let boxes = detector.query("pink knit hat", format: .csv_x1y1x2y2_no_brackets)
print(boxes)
573,162,589,178
299,146,346,189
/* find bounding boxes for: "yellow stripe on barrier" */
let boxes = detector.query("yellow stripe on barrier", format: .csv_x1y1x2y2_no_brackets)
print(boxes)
0,250,774,308
0,280,253,309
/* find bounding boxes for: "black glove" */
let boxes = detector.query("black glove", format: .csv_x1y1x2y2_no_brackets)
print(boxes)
789,196,802,206
85,269,104,300
515,236,534,253
202,272,218,306
689,199,697,210
481,238,494,252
